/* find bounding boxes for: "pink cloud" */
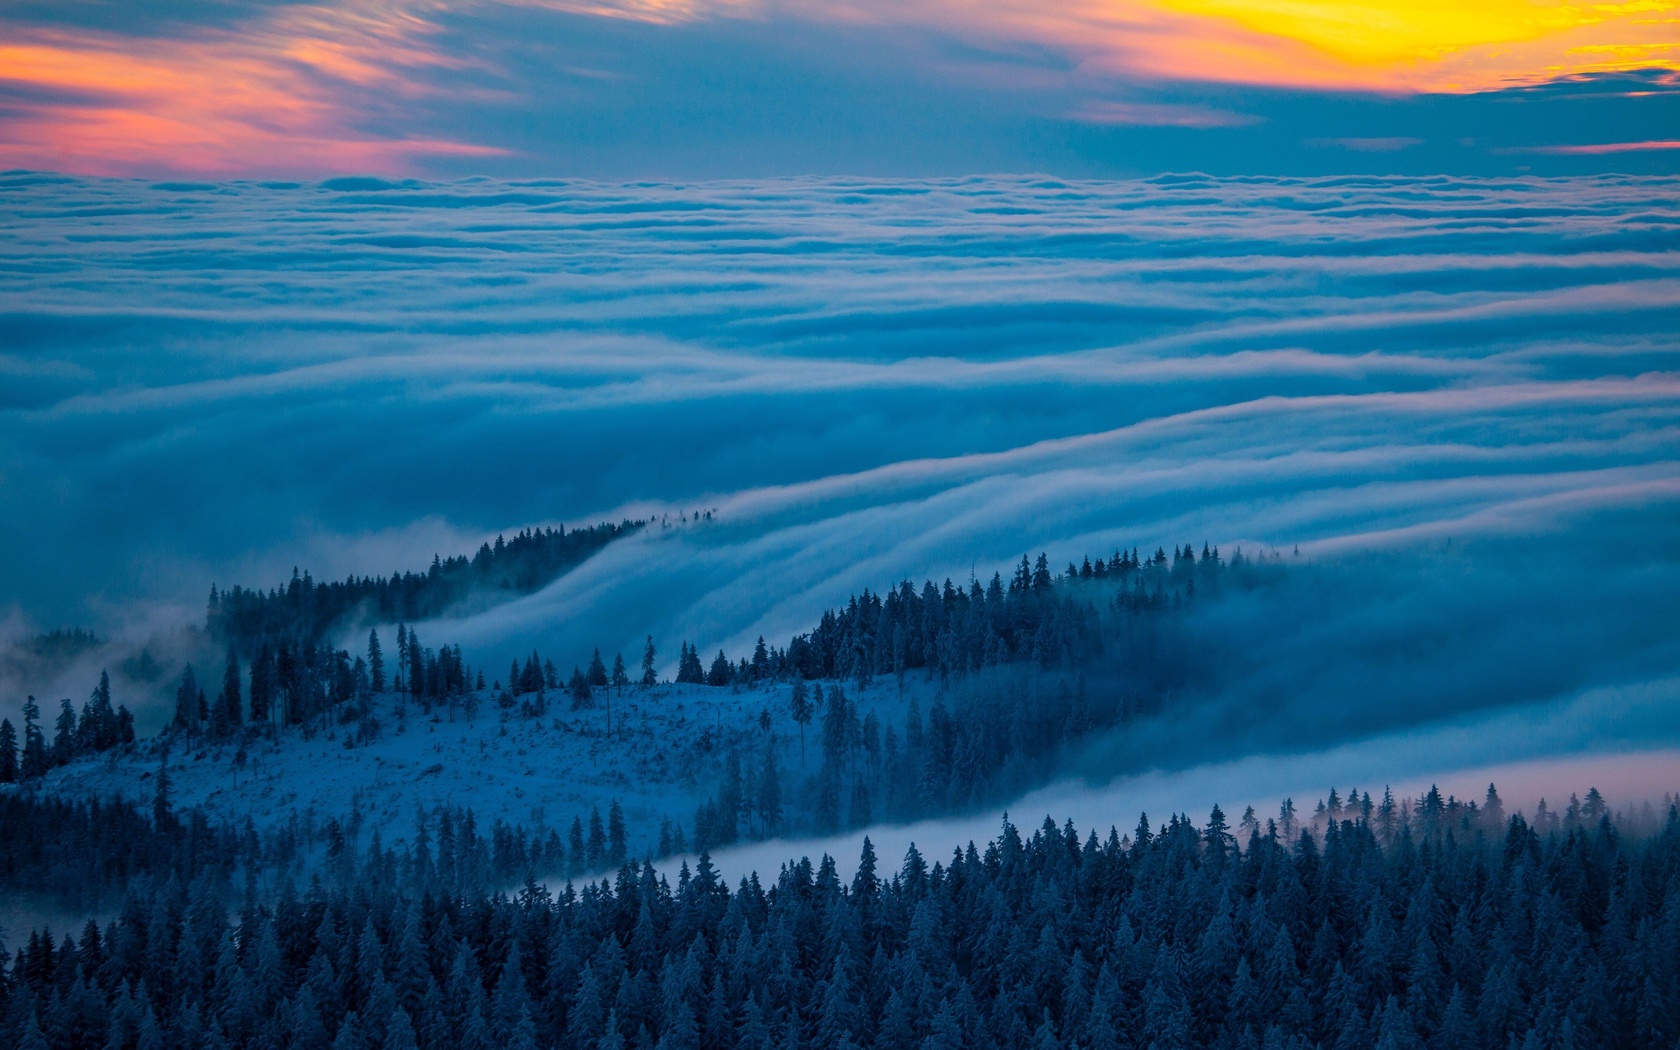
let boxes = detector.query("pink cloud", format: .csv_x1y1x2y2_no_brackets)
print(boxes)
0,5,508,177
1512,139,1680,155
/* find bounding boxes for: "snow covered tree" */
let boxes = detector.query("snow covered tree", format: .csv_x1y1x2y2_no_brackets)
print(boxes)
368,628,385,692
640,636,658,687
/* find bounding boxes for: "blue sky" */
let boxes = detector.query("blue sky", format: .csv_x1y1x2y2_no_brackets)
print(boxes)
0,0,1676,178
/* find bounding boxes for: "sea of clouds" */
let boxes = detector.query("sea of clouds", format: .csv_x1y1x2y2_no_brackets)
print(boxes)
2,171,1678,807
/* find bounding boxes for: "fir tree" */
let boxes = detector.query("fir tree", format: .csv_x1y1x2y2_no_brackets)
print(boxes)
789,679,812,766
368,629,386,692
173,664,200,732
608,800,628,866
636,636,657,688
220,645,243,730
0,718,17,783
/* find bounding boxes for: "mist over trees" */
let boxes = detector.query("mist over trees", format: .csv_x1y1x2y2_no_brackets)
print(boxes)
5,532,1680,1049
207,521,643,655
1,774,1676,1050
2,543,1277,862
0,673,135,785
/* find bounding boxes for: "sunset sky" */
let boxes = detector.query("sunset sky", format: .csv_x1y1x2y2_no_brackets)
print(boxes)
1,0,1676,176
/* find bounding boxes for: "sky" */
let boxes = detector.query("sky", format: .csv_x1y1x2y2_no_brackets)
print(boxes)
0,0,1677,178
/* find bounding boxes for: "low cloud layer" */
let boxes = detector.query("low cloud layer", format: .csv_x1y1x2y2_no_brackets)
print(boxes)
700,676,1680,885
2,172,1677,745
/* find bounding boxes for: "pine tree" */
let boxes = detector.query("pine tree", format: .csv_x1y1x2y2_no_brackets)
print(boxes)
676,642,706,684
608,800,627,866
368,629,385,692
248,646,272,724
408,630,426,699
568,817,586,876
16,1006,48,1050
221,645,243,729
588,649,609,688
611,653,629,691
0,718,17,783
51,696,78,766
707,650,733,687
569,667,593,709
789,679,812,766
173,664,199,732
20,695,48,779
153,758,173,828
384,1007,419,1050
77,669,115,753
587,807,607,870
641,636,658,687
758,747,782,835
395,624,409,691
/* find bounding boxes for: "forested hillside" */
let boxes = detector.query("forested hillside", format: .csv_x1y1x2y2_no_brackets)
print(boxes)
4,539,1679,1050
8,544,1265,865
1,779,1675,1050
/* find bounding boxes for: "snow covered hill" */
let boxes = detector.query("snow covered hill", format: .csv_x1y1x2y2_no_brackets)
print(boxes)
29,678,919,872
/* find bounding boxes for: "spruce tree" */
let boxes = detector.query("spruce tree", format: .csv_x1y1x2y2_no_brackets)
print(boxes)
789,679,812,766
53,697,78,765
249,646,272,724
368,629,385,692
174,664,200,732
78,669,116,752
587,807,606,870
569,668,593,709
640,636,658,687
408,630,426,699
707,650,732,687
395,624,409,692
758,747,782,835
221,646,243,729
0,718,17,783
608,800,627,866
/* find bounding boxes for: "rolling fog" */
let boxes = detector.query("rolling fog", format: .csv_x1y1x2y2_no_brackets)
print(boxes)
2,171,1677,846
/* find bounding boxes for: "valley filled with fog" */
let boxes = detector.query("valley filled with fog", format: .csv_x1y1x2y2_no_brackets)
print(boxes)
3,170,1678,849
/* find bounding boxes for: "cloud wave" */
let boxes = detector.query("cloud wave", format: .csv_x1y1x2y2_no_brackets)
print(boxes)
1,171,1677,733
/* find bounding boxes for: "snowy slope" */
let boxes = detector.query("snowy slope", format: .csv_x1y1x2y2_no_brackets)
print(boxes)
31,679,919,866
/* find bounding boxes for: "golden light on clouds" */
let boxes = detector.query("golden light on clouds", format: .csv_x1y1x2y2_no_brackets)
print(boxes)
0,0,1672,175
888,0,1680,92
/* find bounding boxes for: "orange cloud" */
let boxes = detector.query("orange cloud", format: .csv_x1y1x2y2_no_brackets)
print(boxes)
0,2,505,176
1515,138,1680,152
806,0,1680,93
0,0,1672,176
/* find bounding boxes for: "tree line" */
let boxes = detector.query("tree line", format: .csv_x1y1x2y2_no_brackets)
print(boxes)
677,546,1249,852
2,542,1255,867
663,545,1228,693
207,521,643,655
0,672,135,784
0,776,649,912
1,778,1675,1050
